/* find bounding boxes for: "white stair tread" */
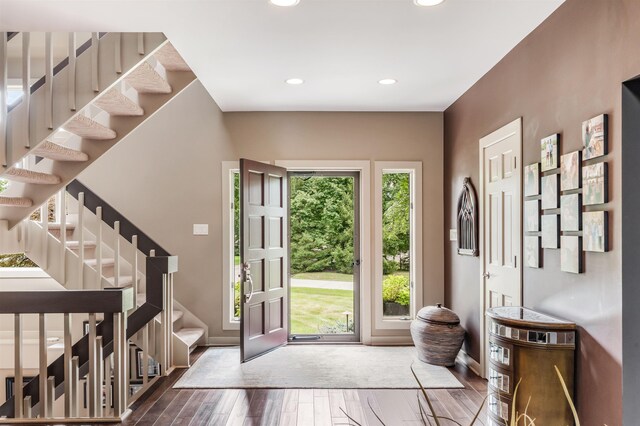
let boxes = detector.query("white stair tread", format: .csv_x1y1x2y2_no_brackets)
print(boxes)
32,141,89,162
125,62,172,94
106,275,136,286
84,258,115,267
154,43,191,72
5,168,61,185
47,223,76,230
173,310,184,323
175,328,204,347
0,196,33,207
94,88,144,116
66,240,97,249
64,115,116,140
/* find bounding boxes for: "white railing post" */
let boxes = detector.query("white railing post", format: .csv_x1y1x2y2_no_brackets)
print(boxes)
105,353,112,416
142,324,149,385
96,336,104,418
78,192,85,288
60,190,67,284
1,32,8,168
46,377,54,416
96,207,103,289
45,32,53,129
113,312,126,417
137,33,144,55
68,32,76,111
22,396,31,418
38,314,48,418
63,313,72,417
22,32,31,148
132,235,138,309
42,201,49,269
169,272,174,368
91,32,99,92
71,356,79,417
114,221,120,287
14,314,23,418
115,33,122,74
88,313,98,417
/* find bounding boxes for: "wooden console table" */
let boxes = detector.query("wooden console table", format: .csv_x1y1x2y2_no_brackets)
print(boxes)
486,307,576,425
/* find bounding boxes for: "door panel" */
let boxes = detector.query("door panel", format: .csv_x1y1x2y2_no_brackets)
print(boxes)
481,119,522,377
240,159,288,362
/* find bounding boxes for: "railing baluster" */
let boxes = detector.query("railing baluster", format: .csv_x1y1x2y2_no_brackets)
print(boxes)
169,273,174,369
114,221,120,287
45,32,53,129
105,353,112,416
161,274,168,376
22,396,31,418
96,207,103,289
142,323,149,385
96,336,104,418
46,377,54,416
137,33,144,55
71,356,79,417
68,32,76,111
1,32,7,167
22,32,31,147
115,33,122,73
113,312,126,416
38,313,47,418
132,235,138,309
63,313,72,417
78,192,85,288
14,314,23,418
42,201,49,269
88,313,98,417
91,32,99,92
60,190,67,284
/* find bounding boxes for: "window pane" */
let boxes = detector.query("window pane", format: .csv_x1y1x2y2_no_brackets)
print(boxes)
382,172,411,318
233,172,241,321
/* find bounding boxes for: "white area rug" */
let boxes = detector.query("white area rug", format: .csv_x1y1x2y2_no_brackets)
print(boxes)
174,346,463,389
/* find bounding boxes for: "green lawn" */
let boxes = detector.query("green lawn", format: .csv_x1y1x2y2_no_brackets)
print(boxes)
290,287,354,334
292,271,409,282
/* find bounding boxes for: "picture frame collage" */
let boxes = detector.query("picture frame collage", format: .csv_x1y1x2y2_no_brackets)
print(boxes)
524,114,609,273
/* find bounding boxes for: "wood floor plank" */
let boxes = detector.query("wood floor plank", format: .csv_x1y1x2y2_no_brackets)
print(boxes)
225,390,255,426
314,395,332,426
328,390,347,419
189,390,227,425
154,390,196,425
279,389,299,426
297,402,315,426
172,391,209,425
343,390,368,426
299,389,314,404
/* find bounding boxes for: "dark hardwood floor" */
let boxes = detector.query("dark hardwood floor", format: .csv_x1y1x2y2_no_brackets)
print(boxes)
121,347,488,426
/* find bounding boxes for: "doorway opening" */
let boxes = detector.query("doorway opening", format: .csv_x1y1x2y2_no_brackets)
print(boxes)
288,171,360,343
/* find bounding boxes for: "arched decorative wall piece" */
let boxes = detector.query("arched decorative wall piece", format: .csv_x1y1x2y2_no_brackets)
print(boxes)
457,177,478,256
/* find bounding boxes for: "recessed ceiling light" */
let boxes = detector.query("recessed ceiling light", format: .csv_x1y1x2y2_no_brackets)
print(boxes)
270,0,300,6
286,78,304,85
414,0,445,6
378,79,397,85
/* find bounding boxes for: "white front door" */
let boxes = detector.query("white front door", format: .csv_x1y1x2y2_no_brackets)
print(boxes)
479,118,523,377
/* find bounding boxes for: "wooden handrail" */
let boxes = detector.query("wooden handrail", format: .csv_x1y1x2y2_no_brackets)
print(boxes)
0,287,134,314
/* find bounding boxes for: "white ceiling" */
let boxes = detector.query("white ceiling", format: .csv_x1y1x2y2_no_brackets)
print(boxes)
0,0,564,111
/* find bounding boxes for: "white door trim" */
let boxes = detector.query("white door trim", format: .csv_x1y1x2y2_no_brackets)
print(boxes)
478,117,523,378
274,160,372,345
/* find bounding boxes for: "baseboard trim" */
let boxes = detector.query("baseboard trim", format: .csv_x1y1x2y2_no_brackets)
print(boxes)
206,336,240,346
456,349,481,376
369,335,414,345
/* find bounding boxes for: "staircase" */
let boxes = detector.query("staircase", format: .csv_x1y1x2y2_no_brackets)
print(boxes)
0,32,207,422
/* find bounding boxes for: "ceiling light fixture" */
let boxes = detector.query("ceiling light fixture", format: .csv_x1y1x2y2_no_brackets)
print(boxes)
286,78,304,85
270,0,300,6
414,0,445,6
378,78,397,85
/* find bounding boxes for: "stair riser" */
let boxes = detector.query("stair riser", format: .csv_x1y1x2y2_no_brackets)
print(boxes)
68,246,96,258
48,229,75,239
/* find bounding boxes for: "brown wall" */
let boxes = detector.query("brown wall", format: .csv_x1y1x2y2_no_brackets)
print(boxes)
444,0,640,423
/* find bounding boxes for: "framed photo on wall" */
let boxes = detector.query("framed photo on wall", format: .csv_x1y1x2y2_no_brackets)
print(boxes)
582,114,608,160
583,211,608,252
524,236,541,268
525,200,540,232
135,349,160,379
524,163,540,196
561,236,583,274
583,162,608,206
541,134,559,171
541,214,560,249
560,151,581,191
541,174,559,209
561,194,581,232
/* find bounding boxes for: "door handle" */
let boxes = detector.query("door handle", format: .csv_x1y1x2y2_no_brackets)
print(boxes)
242,262,254,303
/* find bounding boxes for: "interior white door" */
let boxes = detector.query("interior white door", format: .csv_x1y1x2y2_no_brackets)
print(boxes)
479,118,522,377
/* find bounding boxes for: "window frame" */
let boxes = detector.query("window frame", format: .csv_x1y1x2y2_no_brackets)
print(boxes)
373,161,423,330
221,161,241,330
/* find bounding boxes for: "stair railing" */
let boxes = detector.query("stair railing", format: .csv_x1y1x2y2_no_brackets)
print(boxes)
1,31,150,172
